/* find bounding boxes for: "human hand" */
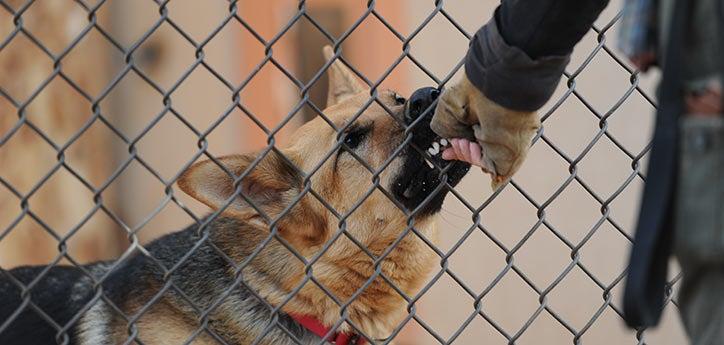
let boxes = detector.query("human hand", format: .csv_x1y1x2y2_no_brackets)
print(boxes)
441,138,488,172
431,76,540,189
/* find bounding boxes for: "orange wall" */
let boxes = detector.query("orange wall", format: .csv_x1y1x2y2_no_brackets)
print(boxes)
238,0,408,149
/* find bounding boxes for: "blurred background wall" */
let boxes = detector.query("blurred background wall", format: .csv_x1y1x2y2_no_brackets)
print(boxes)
0,0,685,344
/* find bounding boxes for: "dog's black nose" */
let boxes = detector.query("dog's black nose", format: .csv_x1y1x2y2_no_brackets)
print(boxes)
405,87,440,124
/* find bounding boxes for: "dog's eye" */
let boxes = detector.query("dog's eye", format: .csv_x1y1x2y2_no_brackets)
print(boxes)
344,130,365,149
393,93,406,105
343,126,371,150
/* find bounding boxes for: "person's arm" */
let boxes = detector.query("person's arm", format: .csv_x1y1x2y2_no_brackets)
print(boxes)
432,0,610,188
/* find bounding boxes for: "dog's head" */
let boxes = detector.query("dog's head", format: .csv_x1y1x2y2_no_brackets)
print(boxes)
178,46,469,252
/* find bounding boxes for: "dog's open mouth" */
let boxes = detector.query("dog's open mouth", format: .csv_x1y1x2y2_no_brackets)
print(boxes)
392,136,470,216
391,87,470,216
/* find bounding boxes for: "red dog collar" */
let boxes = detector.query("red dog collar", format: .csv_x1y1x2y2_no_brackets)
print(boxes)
290,314,366,345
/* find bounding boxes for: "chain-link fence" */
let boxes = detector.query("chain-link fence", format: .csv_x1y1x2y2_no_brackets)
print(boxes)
0,1,683,344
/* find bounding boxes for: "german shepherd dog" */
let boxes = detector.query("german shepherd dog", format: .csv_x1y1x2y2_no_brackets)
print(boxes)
0,46,470,345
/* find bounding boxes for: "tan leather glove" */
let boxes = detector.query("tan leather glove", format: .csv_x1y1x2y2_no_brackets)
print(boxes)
431,75,541,190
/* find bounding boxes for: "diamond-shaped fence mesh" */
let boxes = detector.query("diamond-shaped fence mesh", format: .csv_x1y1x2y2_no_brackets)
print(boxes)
0,0,685,344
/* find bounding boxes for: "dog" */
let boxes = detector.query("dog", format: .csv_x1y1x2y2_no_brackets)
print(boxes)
0,46,470,345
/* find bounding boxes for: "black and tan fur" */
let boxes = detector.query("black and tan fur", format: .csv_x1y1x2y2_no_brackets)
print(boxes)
0,46,469,345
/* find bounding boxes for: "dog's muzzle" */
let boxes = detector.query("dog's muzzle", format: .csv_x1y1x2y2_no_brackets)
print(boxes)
392,87,470,216
404,87,446,155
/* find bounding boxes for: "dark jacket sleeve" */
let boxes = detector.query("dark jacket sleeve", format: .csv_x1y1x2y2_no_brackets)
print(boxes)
465,0,610,111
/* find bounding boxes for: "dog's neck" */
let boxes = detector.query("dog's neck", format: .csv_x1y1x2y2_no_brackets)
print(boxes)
210,215,439,340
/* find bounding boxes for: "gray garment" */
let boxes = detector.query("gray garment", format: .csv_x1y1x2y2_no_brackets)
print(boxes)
675,117,724,345
463,0,609,112
464,17,570,112
678,271,724,345
659,0,723,90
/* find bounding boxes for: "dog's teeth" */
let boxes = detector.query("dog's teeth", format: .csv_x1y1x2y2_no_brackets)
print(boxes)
440,138,449,146
425,158,434,169
427,147,436,155
432,142,440,151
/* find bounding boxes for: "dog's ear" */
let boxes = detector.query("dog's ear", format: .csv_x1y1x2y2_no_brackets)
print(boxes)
177,151,325,243
178,151,300,218
323,45,365,107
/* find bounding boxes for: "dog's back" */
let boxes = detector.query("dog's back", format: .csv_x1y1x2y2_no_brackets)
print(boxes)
0,265,93,345
0,218,314,345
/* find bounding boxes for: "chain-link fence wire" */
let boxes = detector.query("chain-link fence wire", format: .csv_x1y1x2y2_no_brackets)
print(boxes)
0,0,681,344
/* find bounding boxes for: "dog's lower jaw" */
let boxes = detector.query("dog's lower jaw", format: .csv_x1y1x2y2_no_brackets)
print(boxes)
391,150,470,217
